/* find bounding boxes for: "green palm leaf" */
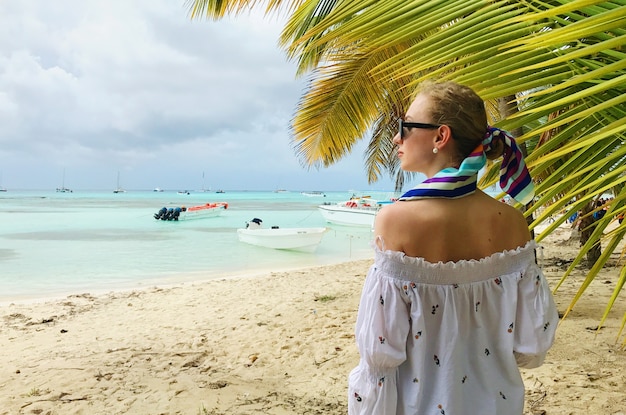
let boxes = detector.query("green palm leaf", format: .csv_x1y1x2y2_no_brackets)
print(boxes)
187,0,626,344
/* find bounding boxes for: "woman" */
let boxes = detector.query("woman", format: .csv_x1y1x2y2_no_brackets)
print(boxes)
348,81,558,415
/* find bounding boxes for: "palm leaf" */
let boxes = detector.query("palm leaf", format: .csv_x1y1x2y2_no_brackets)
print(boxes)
187,0,626,343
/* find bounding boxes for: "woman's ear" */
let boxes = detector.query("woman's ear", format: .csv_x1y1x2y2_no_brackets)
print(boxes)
436,125,454,148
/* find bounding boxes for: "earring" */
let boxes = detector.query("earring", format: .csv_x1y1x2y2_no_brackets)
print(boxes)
432,148,439,154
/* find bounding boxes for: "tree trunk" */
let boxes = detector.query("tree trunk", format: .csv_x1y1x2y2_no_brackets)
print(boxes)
498,97,525,144
579,201,602,266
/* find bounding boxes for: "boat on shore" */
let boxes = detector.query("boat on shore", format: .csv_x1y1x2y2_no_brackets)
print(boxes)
153,202,228,221
318,196,391,227
237,218,327,252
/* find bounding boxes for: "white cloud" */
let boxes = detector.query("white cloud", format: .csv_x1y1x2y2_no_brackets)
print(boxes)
0,0,395,191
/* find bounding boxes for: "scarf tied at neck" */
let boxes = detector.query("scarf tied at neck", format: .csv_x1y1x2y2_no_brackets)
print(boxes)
398,127,534,205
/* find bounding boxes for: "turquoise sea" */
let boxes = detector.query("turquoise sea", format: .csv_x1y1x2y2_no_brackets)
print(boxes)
0,189,394,303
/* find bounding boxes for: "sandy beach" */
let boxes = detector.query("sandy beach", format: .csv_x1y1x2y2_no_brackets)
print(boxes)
1,224,625,415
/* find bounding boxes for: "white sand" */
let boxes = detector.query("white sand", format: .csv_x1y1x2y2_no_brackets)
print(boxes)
1,225,625,414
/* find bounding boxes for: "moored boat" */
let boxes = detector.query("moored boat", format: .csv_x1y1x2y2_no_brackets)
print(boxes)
113,171,125,193
318,197,389,227
237,218,327,252
56,169,72,192
301,191,326,197
154,202,228,221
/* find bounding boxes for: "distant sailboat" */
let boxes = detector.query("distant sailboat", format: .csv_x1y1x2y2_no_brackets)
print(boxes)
0,171,6,192
56,168,72,192
200,171,210,192
113,171,126,193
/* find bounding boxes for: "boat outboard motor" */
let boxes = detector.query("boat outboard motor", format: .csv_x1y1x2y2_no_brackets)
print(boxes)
154,207,168,220
172,207,182,221
246,218,263,229
164,208,174,220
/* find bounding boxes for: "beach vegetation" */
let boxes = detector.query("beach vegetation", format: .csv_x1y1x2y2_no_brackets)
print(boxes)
314,294,337,302
197,403,213,414
187,0,626,344
26,387,45,397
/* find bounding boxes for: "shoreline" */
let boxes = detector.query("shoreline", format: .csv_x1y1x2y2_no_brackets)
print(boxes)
1,227,625,414
0,252,374,306
1,217,559,307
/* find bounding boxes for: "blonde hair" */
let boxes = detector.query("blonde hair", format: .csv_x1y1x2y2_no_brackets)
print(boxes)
418,81,500,161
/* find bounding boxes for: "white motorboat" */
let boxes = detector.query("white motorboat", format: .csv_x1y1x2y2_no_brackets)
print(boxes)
154,202,228,221
301,191,326,197
237,218,327,252
317,197,385,227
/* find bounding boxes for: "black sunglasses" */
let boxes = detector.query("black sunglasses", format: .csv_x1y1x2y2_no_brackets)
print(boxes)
398,118,441,139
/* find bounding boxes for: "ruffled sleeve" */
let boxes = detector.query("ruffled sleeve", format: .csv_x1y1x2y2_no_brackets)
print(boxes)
513,258,559,368
348,263,410,414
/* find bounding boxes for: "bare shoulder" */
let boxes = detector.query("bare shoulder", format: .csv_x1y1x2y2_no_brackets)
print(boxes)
373,199,437,252
374,192,531,259
479,193,531,246
374,199,428,230
373,201,403,235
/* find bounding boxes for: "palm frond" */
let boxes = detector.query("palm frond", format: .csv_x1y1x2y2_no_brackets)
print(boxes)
188,0,626,343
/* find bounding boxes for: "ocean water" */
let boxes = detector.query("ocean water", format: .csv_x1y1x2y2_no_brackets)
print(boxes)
0,190,393,303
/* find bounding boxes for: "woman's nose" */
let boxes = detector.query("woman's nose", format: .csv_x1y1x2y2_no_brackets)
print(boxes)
392,132,401,145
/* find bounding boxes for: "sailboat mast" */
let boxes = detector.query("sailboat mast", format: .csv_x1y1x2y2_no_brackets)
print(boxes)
113,171,126,193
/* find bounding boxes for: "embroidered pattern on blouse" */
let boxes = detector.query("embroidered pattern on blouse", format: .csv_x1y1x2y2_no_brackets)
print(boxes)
348,240,558,415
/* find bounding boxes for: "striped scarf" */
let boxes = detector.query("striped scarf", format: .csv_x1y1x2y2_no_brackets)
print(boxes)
398,127,534,205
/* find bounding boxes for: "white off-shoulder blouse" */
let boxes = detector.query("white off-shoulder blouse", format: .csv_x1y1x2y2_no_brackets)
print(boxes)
348,240,558,415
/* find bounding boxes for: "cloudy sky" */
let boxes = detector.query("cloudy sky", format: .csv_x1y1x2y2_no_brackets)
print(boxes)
0,0,398,192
